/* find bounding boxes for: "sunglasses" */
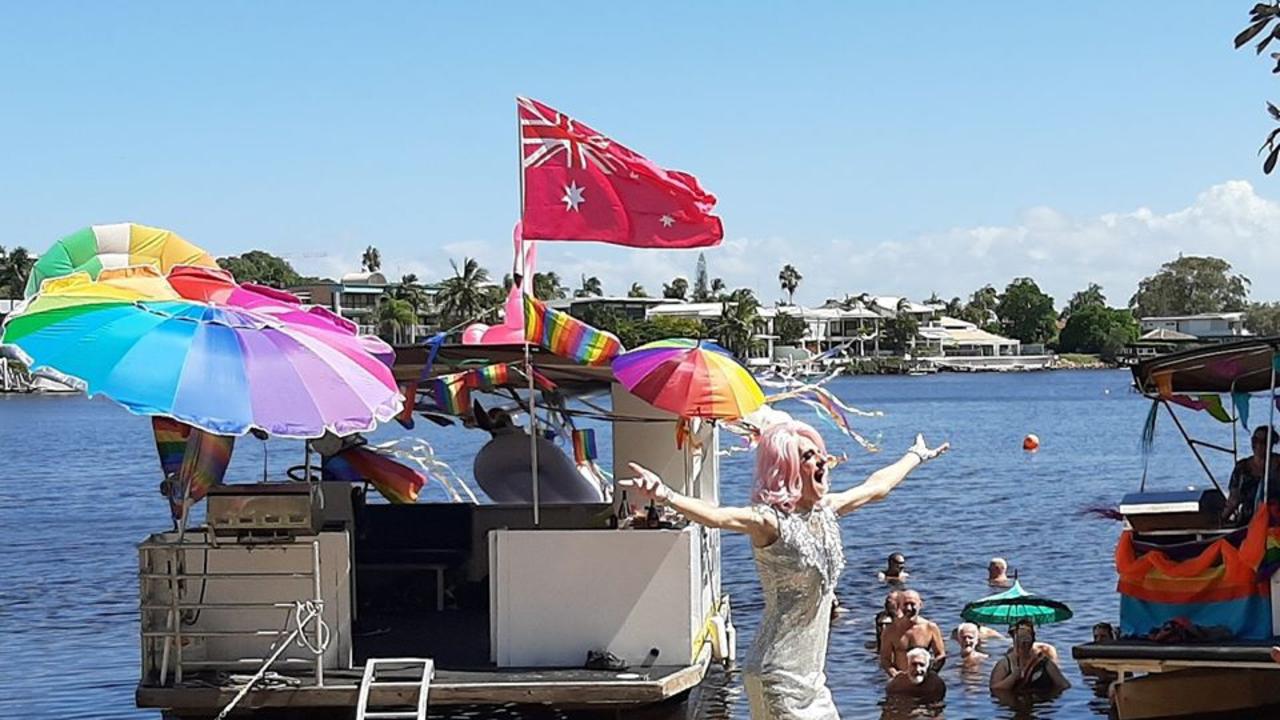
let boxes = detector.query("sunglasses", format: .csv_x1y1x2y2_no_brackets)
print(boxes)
801,449,818,462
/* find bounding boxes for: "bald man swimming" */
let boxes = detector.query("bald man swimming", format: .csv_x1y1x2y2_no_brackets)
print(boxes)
880,590,946,677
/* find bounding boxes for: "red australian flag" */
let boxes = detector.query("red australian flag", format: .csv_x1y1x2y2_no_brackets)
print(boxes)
518,97,723,249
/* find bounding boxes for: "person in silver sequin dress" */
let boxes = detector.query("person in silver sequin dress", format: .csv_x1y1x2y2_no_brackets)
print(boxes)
622,420,948,720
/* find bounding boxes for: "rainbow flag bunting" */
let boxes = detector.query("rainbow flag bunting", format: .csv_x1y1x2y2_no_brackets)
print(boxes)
523,294,623,366
152,417,191,479
464,363,511,390
173,428,235,519
426,373,470,415
572,428,598,464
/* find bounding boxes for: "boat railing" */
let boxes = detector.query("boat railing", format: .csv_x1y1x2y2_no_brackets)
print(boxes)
138,534,326,688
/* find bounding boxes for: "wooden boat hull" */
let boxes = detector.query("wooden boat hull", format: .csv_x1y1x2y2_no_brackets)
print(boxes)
1114,667,1280,719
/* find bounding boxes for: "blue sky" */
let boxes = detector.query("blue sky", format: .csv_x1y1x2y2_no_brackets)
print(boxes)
2,2,1277,306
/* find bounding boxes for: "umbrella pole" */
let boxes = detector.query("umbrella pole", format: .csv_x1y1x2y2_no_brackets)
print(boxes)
526,343,540,526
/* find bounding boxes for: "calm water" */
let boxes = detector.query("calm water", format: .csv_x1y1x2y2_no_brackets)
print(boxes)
0,369,1251,719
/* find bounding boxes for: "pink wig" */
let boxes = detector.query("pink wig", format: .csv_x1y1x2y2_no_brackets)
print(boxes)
752,421,826,512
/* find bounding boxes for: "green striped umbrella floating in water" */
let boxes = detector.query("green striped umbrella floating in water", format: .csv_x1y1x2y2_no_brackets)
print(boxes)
960,581,1073,627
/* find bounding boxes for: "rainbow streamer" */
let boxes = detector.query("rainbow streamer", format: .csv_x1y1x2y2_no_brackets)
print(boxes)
775,385,881,452
523,294,623,366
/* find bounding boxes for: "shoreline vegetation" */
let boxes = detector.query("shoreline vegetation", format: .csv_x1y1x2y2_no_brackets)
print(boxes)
2,246,1274,376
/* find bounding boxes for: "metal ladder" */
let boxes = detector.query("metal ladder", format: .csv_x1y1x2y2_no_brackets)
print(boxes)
356,657,434,720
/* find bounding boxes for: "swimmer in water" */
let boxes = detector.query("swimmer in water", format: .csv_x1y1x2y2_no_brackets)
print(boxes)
954,622,989,667
873,591,902,651
988,557,1013,587
990,619,1070,694
886,647,947,701
878,552,909,583
880,590,946,677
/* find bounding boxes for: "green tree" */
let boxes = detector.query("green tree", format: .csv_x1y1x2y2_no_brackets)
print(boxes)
1246,301,1280,336
575,274,603,298
0,246,35,299
1061,282,1107,319
216,250,303,288
692,253,712,302
435,257,493,326
663,277,689,300
711,277,726,299
375,296,417,344
961,285,1000,327
712,288,761,358
882,314,919,354
625,315,706,347
1129,256,1251,319
944,296,964,318
628,282,649,298
996,277,1057,344
361,245,381,273
774,310,808,346
1058,305,1139,358
1234,5,1280,173
532,272,568,300
778,264,802,305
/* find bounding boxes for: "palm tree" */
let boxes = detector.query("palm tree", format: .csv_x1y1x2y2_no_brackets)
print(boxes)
435,257,493,327
627,282,648,298
533,272,568,300
711,278,726,297
1,246,34,300
662,277,689,300
778,264,802,305
715,288,761,358
361,246,382,273
391,273,430,341
576,274,603,297
375,297,417,344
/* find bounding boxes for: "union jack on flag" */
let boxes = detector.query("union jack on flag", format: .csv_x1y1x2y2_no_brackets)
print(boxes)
519,97,617,174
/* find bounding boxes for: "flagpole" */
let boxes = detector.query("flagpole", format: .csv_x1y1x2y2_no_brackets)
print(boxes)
517,98,540,526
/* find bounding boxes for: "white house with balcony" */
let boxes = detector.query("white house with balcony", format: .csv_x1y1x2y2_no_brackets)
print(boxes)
1138,313,1249,342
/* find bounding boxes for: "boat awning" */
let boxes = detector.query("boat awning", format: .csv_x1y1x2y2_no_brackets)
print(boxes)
392,343,615,392
1132,337,1280,395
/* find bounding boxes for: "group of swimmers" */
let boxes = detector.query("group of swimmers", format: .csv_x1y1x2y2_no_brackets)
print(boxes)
856,554,1079,703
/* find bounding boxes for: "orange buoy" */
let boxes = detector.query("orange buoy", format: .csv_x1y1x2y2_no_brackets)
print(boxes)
1022,434,1040,452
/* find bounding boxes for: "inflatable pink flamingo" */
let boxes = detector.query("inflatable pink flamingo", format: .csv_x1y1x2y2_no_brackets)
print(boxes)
463,223,534,345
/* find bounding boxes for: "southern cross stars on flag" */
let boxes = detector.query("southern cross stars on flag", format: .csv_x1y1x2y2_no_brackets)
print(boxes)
518,97,723,249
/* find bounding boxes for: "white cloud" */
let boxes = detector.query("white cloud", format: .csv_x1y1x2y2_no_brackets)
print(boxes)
300,180,1280,308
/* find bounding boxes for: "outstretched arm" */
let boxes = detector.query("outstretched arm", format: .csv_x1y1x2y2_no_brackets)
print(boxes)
619,463,780,547
828,434,949,517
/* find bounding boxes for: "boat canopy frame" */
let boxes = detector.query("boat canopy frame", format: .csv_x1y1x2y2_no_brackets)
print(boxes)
1131,337,1280,501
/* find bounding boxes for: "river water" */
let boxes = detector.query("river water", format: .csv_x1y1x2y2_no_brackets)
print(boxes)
0,369,1252,719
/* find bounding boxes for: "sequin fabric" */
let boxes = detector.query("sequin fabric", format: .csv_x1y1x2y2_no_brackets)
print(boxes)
743,501,846,719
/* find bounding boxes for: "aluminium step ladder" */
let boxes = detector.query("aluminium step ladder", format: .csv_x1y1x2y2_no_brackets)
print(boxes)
356,657,435,720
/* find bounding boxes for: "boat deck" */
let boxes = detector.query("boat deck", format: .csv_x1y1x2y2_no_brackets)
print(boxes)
1073,640,1280,672
137,654,709,715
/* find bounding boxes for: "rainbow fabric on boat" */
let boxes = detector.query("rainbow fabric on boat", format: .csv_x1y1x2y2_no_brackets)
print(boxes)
322,445,426,504
523,294,623,366
1116,507,1272,638
572,428,598,464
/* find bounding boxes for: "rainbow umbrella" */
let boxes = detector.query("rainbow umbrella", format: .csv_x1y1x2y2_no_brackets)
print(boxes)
2,267,401,438
24,223,216,297
612,338,764,419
